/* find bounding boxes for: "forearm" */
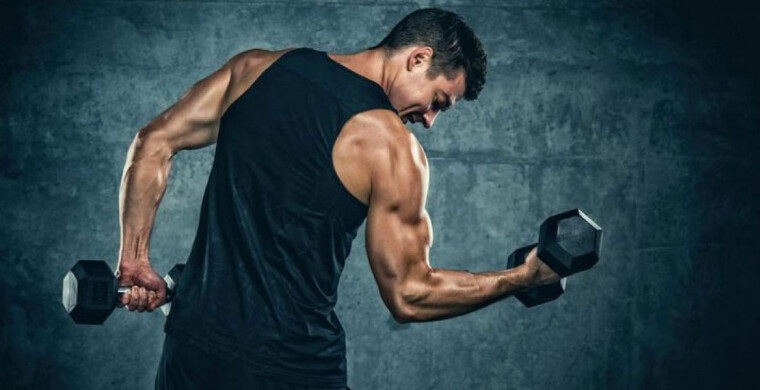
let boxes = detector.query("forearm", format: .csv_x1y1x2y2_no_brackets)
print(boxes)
117,129,173,270
400,266,530,322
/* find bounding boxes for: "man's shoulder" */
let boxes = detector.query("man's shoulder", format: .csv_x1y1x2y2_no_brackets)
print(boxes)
344,110,428,175
229,48,295,77
347,110,421,147
352,111,429,213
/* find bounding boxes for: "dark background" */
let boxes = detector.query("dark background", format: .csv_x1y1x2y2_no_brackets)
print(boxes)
2,1,759,389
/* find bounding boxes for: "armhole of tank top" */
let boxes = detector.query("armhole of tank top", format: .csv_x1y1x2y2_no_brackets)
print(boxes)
330,106,397,212
328,145,369,213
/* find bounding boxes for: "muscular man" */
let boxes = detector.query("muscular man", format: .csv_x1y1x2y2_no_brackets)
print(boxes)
115,8,560,390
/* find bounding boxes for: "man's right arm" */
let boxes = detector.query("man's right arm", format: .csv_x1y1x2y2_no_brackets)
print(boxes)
364,112,550,323
117,48,290,311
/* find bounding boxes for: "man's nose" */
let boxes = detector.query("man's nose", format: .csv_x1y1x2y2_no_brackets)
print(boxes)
422,110,439,129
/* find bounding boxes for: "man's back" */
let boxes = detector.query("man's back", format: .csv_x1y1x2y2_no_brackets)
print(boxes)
164,47,398,388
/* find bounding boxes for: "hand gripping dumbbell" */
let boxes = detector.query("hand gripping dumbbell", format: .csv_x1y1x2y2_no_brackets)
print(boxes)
62,260,185,324
507,209,603,307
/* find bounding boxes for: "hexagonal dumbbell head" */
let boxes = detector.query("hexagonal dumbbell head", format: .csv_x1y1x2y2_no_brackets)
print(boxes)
62,260,119,325
537,209,602,277
507,244,567,307
161,264,185,316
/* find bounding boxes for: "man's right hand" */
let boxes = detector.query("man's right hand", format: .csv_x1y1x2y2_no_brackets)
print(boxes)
521,246,562,288
116,261,167,312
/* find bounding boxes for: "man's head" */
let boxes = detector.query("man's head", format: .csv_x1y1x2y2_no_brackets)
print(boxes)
373,8,487,128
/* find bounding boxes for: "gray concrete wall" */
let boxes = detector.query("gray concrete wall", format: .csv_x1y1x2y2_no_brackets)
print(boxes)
2,1,759,389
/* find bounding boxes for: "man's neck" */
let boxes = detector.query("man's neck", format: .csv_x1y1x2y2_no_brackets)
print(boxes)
327,48,395,96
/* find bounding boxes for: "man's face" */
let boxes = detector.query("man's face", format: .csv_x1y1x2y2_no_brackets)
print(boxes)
389,47,466,130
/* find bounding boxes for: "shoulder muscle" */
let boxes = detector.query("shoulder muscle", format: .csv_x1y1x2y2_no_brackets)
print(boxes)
136,48,293,155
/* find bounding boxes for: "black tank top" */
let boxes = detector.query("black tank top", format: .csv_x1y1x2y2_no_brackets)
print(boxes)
163,47,396,387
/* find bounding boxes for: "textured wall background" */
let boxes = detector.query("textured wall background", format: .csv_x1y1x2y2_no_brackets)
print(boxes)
2,1,759,389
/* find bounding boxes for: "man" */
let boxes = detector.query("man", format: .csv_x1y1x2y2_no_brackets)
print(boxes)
115,8,561,389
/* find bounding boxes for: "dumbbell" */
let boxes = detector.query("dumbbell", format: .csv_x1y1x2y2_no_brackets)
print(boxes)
62,260,185,324
507,209,602,307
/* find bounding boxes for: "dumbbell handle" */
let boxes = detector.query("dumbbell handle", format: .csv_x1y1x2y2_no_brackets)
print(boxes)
509,243,565,281
507,244,567,307
115,285,176,305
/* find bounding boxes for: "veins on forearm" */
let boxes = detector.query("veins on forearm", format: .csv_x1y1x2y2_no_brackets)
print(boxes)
118,141,172,264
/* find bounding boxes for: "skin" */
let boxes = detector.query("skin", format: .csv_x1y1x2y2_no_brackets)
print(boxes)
117,46,560,318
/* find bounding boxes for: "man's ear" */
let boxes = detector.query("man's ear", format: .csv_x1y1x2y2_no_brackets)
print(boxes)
406,46,435,72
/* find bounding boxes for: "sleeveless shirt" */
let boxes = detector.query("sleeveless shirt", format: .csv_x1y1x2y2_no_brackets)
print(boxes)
163,47,397,388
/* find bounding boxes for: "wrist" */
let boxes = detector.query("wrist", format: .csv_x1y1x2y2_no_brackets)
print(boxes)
117,256,149,272
500,267,532,295
516,265,535,290
118,251,150,265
